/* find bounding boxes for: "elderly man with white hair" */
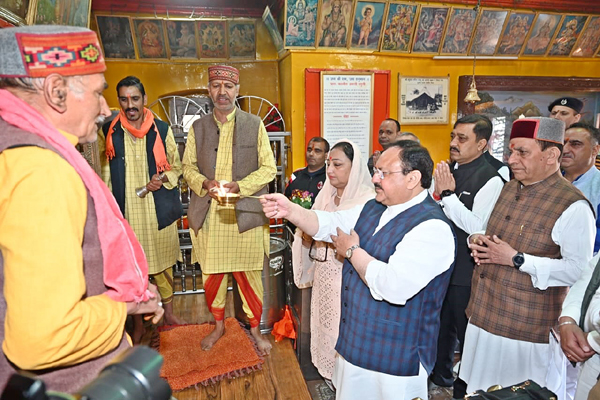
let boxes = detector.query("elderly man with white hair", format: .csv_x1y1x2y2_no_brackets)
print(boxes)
0,25,162,393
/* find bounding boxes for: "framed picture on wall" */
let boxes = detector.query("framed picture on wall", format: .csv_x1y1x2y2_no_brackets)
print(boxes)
228,20,256,59
439,7,477,55
547,14,588,56
572,16,600,57
495,11,535,56
469,9,509,56
284,0,318,48
398,75,449,125
411,6,449,54
380,2,419,53
0,1,31,25
96,15,136,60
198,20,228,59
132,18,168,59
522,13,562,56
263,6,284,53
316,0,353,48
30,0,91,27
349,0,386,50
165,20,199,59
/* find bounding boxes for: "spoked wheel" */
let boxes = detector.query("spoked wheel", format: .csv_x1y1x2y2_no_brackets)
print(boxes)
148,95,208,137
235,95,285,131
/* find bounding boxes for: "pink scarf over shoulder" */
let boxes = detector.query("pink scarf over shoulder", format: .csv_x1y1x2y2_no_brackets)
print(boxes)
0,89,151,303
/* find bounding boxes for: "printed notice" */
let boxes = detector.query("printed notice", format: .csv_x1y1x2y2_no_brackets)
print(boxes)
321,73,373,161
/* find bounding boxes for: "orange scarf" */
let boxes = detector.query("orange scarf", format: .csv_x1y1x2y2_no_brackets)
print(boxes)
105,108,171,172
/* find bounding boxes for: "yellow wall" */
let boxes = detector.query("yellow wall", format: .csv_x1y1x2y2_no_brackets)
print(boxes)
99,18,281,109
94,13,600,174
281,51,599,170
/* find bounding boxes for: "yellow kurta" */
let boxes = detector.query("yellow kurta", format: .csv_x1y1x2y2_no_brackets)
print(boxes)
0,130,126,370
182,109,276,274
98,125,182,275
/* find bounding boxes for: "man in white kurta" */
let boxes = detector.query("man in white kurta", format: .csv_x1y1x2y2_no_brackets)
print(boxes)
262,142,456,400
461,117,594,393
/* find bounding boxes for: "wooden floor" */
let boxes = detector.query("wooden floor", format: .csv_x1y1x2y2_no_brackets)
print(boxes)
141,278,311,400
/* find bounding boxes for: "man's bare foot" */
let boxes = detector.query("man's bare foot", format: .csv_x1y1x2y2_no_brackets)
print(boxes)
201,320,225,350
250,326,272,356
162,301,187,325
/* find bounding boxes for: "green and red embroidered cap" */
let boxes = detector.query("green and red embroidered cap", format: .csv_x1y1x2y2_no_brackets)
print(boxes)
0,25,105,78
208,65,239,84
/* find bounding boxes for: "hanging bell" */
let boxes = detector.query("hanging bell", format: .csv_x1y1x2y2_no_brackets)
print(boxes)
464,80,480,104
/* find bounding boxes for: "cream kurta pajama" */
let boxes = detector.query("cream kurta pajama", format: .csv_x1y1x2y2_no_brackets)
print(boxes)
98,126,182,300
183,109,276,326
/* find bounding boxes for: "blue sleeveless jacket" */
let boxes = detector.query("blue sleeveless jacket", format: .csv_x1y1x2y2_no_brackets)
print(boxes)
335,196,455,376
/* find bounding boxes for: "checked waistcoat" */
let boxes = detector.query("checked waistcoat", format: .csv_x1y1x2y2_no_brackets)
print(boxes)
335,197,455,376
466,171,591,343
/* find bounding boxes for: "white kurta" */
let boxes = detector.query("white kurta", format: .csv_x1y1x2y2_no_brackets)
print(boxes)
313,190,456,400
459,200,595,394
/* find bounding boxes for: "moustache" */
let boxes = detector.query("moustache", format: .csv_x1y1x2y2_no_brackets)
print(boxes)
374,183,382,190
126,108,139,113
450,147,459,153
95,115,106,126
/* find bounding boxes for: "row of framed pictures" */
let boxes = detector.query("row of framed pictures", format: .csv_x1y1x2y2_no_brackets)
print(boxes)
95,15,256,60
284,0,600,57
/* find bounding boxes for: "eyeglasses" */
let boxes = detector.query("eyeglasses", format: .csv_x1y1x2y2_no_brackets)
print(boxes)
308,239,329,262
373,167,405,180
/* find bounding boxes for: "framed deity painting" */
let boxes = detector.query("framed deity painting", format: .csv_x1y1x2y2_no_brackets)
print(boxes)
165,20,198,59
228,20,256,59
522,13,562,56
284,0,319,48
263,6,284,52
198,20,228,59
96,15,136,60
30,0,91,27
132,18,168,59
572,16,600,57
547,14,588,56
0,0,30,25
495,11,535,56
380,2,419,53
439,7,477,55
411,6,449,54
469,9,509,56
349,0,387,50
316,0,353,48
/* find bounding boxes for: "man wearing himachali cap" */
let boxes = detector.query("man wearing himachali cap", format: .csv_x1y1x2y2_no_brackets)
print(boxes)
182,65,276,355
459,117,595,392
0,26,163,393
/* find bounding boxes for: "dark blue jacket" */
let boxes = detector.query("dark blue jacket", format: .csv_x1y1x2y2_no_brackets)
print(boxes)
335,196,455,376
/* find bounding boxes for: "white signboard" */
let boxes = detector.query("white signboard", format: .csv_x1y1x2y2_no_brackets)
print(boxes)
321,72,373,161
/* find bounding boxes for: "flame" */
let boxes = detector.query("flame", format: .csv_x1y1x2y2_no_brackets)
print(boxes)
216,181,228,197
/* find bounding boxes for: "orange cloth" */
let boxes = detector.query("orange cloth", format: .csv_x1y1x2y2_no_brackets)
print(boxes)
105,108,171,173
158,318,263,390
272,305,297,343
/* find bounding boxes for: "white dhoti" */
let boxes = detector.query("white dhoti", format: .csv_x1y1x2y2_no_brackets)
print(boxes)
332,354,427,400
459,323,552,393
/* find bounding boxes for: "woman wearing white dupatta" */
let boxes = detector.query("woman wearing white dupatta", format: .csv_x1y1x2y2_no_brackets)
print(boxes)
292,139,375,381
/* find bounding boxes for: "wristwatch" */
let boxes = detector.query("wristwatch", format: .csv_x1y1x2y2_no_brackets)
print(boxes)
512,252,525,270
345,244,361,260
440,189,455,199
